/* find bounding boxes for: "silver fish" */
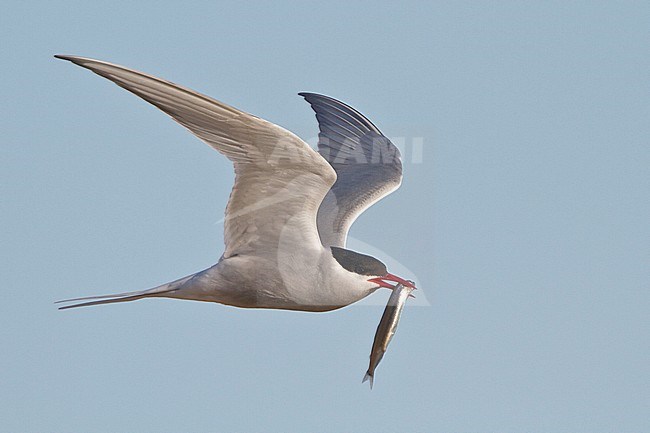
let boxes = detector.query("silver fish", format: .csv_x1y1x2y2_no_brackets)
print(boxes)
363,282,416,388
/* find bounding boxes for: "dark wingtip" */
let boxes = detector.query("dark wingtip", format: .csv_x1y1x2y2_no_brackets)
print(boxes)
298,92,330,102
54,55,86,66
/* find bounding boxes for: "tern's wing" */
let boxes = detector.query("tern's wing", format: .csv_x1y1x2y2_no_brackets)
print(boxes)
299,93,402,248
57,56,336,258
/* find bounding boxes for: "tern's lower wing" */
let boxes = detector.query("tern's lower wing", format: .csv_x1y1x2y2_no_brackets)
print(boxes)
57,56,336,257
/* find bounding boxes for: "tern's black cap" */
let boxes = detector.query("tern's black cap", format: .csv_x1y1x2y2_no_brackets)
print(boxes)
330,247,387,277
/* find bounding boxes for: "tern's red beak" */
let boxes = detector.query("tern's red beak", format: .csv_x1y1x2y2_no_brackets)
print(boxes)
368,273,416,289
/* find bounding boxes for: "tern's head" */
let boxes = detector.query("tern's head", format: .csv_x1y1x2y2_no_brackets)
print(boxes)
330,246,416,289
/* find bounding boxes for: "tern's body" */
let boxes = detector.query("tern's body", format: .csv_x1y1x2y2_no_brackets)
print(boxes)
148,249,377,312
55,55,414,311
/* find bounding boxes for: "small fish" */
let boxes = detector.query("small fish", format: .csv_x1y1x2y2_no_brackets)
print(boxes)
363,282,416,388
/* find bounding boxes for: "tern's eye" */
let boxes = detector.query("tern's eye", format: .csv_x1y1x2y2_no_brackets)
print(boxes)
355,266,365,274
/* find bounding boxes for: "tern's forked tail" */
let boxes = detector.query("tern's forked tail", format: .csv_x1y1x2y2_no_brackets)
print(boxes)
55,273,196,310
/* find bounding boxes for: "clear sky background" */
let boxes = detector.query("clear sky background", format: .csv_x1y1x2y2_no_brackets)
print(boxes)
2,1,648,432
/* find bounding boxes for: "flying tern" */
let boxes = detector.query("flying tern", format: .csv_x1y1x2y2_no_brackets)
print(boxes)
55,55,416,312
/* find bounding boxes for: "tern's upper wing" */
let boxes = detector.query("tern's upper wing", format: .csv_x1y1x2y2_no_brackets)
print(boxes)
57,56,336,258
299,93,402,248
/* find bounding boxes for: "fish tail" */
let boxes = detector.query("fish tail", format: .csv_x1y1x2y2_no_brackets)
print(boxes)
362,371,374,389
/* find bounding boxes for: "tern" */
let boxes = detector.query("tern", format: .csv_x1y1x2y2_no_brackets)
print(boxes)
55,55,415,312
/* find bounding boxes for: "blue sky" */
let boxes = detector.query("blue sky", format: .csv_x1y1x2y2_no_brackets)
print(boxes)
2,1,648,432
